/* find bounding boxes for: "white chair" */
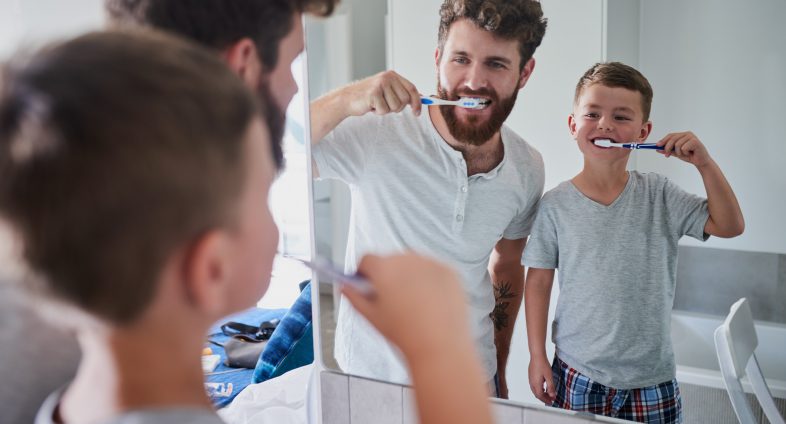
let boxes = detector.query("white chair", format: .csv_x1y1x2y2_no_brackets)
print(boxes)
714,298,785,424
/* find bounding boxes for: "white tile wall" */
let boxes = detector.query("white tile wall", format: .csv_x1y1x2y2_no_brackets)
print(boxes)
348,375,403,424
320,371,632,424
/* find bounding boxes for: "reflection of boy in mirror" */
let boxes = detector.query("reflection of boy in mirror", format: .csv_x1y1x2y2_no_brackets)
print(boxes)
310,0,547,397
1,28,495,424
105,0,339,159
524,62,744,422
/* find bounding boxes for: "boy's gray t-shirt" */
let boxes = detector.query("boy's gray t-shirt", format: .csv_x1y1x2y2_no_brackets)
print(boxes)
522,171,709,389
35,388,226,424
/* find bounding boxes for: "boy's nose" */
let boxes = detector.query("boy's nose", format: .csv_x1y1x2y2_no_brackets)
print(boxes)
598,117,614,131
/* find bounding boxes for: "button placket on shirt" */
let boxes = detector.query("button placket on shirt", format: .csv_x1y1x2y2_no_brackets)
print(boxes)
453,157,468,232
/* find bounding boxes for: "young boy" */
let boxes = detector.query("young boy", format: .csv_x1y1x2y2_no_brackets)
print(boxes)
523,62,744,423
0,30,491,424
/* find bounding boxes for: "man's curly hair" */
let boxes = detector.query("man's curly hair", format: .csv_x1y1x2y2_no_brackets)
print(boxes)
437,0,547,70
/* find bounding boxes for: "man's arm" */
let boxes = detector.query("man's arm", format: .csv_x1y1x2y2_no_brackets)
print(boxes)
309,70,421,144
488,237,526,399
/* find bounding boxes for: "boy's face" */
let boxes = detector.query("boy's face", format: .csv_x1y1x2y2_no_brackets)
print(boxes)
435,19,534,145
569,83,652,159
224,118,279,312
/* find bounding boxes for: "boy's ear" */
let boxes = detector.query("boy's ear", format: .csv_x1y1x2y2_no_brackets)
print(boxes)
223,38,263,88
517,57,536,89
568,113,578,138
181,229,236,317
638,121,653,142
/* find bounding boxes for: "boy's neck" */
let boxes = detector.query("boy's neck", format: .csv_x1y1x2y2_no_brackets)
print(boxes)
572,158,630,206
59,315,212,423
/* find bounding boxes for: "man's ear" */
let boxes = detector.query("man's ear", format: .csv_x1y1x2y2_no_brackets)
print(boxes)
181,229,235,317
638,121,653,142
517,57,536,89
223,38,262,87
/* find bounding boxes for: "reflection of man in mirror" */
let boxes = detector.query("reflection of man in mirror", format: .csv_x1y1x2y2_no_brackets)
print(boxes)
311,0,547,397
105,0,339,155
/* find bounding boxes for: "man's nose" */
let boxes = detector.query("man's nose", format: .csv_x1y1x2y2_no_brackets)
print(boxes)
463,64,488,91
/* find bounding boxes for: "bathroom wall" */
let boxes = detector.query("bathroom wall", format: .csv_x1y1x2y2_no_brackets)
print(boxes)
675,246,786,324
681,383,786,424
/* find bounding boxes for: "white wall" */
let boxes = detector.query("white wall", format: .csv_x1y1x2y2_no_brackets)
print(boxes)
0,0,104,59
637,0,786,255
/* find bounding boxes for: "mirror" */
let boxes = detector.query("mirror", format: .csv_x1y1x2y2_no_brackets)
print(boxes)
308,0,785,408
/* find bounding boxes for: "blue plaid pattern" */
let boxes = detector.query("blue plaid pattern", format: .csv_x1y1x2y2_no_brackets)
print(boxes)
252,282,313,383
551,356,682,423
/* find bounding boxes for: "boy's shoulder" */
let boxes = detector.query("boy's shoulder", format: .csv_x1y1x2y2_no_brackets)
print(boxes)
540,180,578,205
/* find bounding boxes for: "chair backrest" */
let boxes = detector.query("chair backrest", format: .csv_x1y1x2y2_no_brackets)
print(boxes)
715,298,785,424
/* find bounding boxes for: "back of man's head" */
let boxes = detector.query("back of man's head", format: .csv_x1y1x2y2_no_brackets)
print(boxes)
0,29,260,325
105,0,339,171
105,0,338,71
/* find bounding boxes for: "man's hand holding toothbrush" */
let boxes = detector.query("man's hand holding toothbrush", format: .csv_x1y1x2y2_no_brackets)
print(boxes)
310,70,422,143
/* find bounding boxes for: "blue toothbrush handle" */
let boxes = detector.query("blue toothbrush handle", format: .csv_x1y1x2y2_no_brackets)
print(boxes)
629,143,664,150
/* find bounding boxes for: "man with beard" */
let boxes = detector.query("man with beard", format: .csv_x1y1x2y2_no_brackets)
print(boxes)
310,0,547,398
105,0,339,163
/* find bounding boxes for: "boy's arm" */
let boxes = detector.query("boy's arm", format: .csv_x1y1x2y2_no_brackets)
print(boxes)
657,132,745,238
525,267,556,404
488,237,526,399
310,70,421,145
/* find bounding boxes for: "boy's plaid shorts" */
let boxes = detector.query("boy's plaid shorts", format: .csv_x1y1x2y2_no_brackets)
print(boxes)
551,356,683,423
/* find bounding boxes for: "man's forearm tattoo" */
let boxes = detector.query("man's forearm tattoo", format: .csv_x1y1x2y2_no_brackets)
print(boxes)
490,281,516,332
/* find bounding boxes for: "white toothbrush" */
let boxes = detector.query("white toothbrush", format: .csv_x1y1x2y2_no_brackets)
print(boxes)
420,96,488,109
593,139,664,150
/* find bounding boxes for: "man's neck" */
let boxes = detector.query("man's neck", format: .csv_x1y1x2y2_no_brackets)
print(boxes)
59,319,211,423
428,105,503,175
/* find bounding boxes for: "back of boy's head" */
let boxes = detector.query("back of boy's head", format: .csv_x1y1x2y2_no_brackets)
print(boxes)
574,62,653,121
0,30,260,325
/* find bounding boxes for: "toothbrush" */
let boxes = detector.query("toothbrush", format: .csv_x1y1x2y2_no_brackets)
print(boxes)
420,96,486,109
287,256,375,297
593,139,664,150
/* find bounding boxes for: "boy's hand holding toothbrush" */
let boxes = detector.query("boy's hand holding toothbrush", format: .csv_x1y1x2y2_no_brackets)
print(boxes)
656,131,713,168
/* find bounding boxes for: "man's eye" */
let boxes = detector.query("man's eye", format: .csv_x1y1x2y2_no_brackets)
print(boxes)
488,62,506,69
454,57,468,64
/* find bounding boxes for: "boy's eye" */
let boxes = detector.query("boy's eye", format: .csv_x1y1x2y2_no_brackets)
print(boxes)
453,57,469,64
614,115,632,121
584,113,599,119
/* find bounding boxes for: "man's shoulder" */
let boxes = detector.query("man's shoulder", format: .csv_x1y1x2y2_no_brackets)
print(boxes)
500,125,543,166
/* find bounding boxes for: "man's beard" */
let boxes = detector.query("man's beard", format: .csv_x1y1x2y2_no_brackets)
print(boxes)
437,81,519,146
257,81,286,169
